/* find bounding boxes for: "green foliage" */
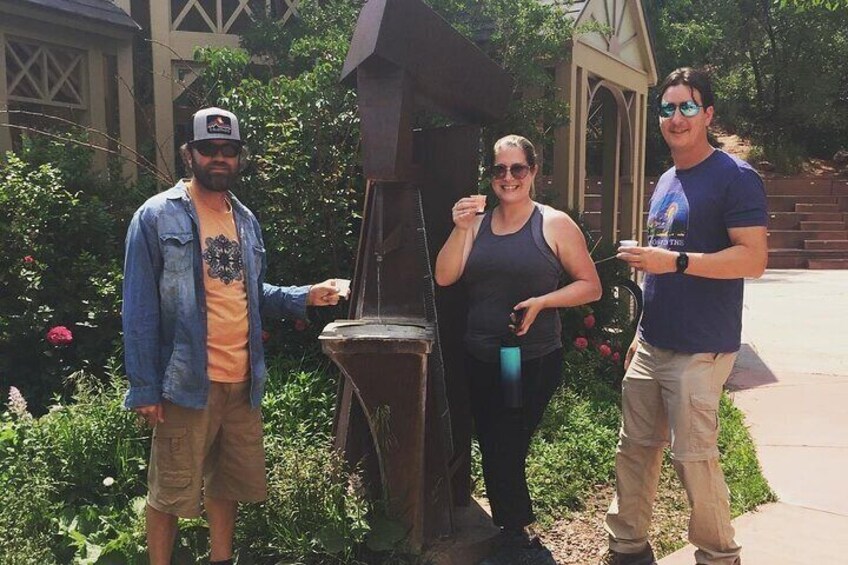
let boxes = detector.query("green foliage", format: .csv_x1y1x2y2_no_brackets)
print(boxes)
717,394,777,515
0,138,146,411
0,373,150,564
645,0,848,162
0,359,372,564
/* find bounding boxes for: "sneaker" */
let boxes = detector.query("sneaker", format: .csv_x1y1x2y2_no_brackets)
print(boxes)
598,544,656,565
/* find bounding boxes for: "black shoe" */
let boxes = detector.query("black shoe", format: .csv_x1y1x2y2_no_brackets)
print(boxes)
598,544,656,565
516,537,557,564
478,528,532,564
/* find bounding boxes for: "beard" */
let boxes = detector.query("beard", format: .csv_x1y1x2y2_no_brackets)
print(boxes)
191,160,238,192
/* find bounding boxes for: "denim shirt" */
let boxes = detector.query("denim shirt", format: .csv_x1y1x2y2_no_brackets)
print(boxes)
122,180,309,409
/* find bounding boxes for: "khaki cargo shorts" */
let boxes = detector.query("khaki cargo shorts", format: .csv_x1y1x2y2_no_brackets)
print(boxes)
147,381,266,518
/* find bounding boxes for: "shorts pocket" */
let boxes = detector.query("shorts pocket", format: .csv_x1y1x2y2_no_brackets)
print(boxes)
160,232,194,272
690,392,720,450
153,425,192,473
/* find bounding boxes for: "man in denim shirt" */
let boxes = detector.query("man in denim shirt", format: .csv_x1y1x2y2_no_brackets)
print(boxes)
123,107,341,565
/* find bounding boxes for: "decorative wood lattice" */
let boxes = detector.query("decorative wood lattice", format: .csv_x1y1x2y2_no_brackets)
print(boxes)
5,38,85,108
172,0,301,34
590,0,638,56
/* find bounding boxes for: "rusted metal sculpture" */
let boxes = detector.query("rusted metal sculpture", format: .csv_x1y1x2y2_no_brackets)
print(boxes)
320,0,511,550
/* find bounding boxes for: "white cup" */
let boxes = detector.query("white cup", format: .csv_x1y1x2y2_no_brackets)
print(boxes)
470,194,487,214
619,239,638,248
334,278,351,299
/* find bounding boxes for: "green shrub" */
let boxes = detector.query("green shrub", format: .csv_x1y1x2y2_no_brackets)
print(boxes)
0,137,150,411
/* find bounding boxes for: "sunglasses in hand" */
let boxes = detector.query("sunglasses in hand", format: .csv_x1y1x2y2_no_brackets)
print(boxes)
658,100,703,118
192,140,241,158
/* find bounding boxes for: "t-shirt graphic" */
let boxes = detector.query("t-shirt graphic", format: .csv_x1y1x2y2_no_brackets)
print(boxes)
202,234,243,284
647,183,689,250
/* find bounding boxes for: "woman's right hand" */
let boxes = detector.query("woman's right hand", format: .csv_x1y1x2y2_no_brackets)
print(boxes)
451,197,482,230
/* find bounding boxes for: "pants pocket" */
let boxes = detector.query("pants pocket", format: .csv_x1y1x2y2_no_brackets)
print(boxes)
689,392,720,451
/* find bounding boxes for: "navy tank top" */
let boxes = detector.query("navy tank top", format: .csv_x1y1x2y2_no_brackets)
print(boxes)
463,204,565,362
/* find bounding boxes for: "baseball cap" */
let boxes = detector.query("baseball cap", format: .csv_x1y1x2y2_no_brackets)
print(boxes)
189,107,242,144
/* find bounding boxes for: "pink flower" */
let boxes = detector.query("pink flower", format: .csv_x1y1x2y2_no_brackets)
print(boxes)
7,386,31,420
46,325,73,346
261,330,270,343
294,319,308,332
583,314,596,329
23,255,35,264
599,343,612,357
612,352,621,363
574,337,589,350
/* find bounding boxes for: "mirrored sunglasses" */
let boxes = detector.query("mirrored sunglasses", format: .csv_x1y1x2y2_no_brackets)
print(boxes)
491,163,531,180
658,100,703,118
192,141,241,158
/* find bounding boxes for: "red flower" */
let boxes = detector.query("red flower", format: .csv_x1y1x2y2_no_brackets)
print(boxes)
261,330,270,343
599,343,612,357
583,314,596,329
612,352,621,363
294,319,308,332
574,337,589,350
23,255,35,264
46,325,73,346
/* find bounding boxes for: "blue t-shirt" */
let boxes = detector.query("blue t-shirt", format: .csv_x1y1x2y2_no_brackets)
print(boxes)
639,150,768,353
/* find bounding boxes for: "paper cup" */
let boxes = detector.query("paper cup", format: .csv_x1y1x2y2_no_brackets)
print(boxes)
619,239,638,248
470,194,487,214
334,278,351,299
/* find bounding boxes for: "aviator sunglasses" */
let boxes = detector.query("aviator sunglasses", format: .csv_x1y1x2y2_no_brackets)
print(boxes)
658,100,703,118
192,140,241,158
491,163,532,180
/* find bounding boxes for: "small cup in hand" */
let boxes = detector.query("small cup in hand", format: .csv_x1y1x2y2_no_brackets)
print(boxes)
334,279,351,299
619,239,638,248
470,194,487,215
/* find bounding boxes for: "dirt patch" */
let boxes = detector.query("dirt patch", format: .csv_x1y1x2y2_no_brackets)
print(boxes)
537,464,691,564
714,126,838,178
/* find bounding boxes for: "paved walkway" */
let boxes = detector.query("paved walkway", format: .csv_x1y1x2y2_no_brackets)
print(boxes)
660,270,848,565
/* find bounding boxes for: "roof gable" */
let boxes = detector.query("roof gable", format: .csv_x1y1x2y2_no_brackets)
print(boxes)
570,0,657,84
17,0,139,30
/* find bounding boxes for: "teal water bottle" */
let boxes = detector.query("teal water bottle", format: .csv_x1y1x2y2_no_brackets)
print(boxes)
500,328,522,409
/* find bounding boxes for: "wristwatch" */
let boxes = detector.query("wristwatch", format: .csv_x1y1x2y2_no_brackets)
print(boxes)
676,251,689,274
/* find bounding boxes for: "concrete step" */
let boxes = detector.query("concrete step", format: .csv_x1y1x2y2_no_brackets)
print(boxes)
795,202,840,213
808,258,848,269
764,178,834,196
767,248,848,269
833,179,848,195
799,220,846,231
768,230,848,248
768,196,837,212
804,239,848,250
768,212,845,229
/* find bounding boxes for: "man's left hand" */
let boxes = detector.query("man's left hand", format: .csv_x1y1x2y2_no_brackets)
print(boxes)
617,246,677,274
307,279,342,306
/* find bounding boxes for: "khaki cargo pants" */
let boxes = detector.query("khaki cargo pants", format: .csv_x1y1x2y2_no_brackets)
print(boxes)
605,340,742,565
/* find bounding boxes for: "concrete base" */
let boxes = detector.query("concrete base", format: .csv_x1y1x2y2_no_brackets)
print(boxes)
424,498,500,565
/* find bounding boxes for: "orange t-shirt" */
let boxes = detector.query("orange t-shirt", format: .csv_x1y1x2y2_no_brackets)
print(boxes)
189,185,250,383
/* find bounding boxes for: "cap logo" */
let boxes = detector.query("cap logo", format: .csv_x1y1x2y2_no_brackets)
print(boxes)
206,115,232,135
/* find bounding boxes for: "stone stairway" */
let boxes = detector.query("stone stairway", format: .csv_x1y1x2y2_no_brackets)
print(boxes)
765,178,848,269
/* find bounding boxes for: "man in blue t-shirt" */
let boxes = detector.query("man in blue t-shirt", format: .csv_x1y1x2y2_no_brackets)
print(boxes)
599,68,768,565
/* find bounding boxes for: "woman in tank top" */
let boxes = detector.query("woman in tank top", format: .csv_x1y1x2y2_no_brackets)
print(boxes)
435,135,601,564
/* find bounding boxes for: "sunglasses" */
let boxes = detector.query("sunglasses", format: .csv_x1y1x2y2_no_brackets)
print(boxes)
192,141,241,158
491,163,532,180
658,100,703,118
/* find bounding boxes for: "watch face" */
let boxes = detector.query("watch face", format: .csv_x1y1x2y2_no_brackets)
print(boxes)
676,252,689,273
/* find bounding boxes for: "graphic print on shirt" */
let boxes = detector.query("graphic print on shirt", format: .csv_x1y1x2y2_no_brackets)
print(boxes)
202,234,243,284
647,182,689,249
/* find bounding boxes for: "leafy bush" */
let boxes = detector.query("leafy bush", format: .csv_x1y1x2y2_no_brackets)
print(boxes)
0,358,372,565
0,138,149,411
